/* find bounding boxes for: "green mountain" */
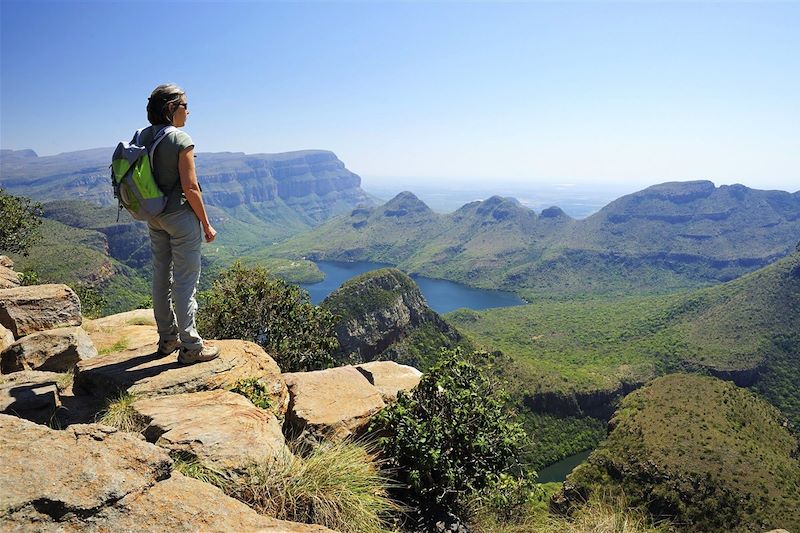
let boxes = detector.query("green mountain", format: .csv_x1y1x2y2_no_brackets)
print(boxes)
555,374,799,532
272,182,800,297
450,250,800,421
320,268,468,369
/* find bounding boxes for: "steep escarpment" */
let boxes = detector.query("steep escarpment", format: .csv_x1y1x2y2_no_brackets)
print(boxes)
0,148,374,227
554,374,800,532
321,268,467,369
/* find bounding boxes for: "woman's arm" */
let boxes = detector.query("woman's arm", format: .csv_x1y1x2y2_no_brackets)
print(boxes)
178,147,217,243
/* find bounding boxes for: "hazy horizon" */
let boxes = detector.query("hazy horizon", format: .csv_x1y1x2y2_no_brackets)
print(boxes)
1,1,798,192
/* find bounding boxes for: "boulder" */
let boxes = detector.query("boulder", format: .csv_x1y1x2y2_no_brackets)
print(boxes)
0,370,61,424
355,360,422,401
87,473,336,532
0,284,81,339
0,264,20,289
75,339,288,413
0,415,334,532
0,323,14,352
0,255,13,268
1,325,97,374
0,415,171,522
283,365,386,442
133,389,291,471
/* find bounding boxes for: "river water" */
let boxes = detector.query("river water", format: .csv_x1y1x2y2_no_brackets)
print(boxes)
301,260,525,313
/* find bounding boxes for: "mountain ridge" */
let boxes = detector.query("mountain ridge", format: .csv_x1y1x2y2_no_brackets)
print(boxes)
273,181,800,296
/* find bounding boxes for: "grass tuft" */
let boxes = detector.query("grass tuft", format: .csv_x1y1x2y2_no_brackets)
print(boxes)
126,317,155,326
98,337,129,356
171,451,229,489
98,392,147,432
229,440,400,532
55,370,74,392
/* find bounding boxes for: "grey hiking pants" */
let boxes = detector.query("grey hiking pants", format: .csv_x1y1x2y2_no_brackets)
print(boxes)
147,205,204,351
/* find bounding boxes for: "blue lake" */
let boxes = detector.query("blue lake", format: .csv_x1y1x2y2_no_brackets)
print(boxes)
301,260,525,314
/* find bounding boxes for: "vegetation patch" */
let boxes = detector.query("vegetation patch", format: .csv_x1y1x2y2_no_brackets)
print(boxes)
229,441,399,533
171,451,228,489
98,392,147,433
197,261,338,372
559,374,800,532
98,337,129,356
229,378,273,411
371,348,531,523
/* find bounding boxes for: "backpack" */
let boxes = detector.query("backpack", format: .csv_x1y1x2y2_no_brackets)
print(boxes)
110,126,177,221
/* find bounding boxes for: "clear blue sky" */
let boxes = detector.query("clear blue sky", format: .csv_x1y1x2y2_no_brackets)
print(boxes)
1,1,798,190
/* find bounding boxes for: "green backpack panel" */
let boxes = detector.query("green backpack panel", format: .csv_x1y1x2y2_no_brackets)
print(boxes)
111,126,176,221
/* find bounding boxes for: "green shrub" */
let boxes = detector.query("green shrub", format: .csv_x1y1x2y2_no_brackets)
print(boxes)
197,262,338,372
19,269,39,286
72,284,108,319
370,348,529,513
0,189,43,256
230,378,273,410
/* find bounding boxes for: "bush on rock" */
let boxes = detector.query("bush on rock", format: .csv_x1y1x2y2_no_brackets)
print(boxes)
197,262,338,372
370,348,530,520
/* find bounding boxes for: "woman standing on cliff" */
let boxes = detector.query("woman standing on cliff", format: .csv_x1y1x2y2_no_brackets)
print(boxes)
143,83,219,364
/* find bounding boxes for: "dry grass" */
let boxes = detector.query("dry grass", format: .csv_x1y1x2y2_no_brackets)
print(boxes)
97,392,147,433
469,493,675,533
228,440,400,533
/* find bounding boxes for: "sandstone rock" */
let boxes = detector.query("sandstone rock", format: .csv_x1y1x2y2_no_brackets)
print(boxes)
0,264,20,289
1,325,97,374
0,323,14,352
0,255,13,268
356,360,422,401
284,365,385,442
134,389,291,471
76,339,288,412
0,415,334,532
0,415,171,521
0,370,61,424
87,473,336,532
0,284,81,339
83,308,158,355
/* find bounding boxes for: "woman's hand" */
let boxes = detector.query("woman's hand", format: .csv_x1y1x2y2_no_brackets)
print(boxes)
204,223,217,243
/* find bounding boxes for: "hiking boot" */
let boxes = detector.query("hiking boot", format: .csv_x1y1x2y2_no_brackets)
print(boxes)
178,345,220,365
157,338,181,355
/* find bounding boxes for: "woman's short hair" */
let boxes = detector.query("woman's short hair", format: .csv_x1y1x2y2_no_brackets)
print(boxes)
147,83,185,125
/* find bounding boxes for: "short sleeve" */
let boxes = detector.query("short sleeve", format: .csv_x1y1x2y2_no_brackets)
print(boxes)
171,130,194,152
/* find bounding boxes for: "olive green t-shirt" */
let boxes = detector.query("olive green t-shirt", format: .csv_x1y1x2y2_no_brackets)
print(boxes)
133,125,194,214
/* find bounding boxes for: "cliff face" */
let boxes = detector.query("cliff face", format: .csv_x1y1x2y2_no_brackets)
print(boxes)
0,148,373,224
321,269,465,367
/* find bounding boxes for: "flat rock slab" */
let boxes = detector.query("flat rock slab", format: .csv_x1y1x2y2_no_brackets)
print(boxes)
134,389,291,471
83,308,158,355
86,473,337,533
75,339,288,410
0,264,20,289
356,360,422,401
1,325,97,374
284,365,386,442
0,284,81,339
0,370,61,424
0,415,171,521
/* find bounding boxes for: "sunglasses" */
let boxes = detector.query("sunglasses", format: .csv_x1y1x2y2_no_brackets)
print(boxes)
176,103,188,110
